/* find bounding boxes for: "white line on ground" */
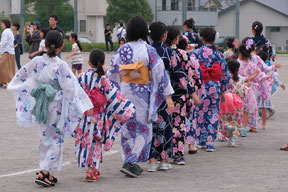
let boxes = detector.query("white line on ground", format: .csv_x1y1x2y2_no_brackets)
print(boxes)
0,150,119,178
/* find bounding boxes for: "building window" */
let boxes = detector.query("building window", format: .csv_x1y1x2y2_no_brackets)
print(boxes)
80,20,86,33
162,0,166,10
188,0,195,11
171,0,179,10
270,27,280,32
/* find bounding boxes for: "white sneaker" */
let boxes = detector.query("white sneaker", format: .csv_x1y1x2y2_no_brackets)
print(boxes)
228,137,236,147
159,163,172,171
147,163,159,172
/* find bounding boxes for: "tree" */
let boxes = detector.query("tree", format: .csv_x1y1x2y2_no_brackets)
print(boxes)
25,0,74,32
106,0,153,27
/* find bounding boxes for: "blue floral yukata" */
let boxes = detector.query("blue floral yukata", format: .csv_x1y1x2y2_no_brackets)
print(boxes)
106,39,174,163
191,45,230,148
75,69,135,169
8,54,93,171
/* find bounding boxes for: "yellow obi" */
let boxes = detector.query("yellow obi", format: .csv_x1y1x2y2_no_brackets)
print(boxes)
120,62,150,84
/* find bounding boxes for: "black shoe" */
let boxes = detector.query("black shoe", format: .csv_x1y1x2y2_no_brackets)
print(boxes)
134,164,143,174
188,150,197,154
120,163,141,177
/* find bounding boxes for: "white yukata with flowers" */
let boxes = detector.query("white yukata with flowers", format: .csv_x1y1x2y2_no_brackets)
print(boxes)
106,39,174,163
8,54,93,171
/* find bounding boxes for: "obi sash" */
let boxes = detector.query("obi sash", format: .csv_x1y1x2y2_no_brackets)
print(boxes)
84,88,107,116
120,61,150,84
220,93,243,114
30,82,62,124
200,61,223,84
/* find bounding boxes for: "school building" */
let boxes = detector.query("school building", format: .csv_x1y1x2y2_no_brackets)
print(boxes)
215,0,288,52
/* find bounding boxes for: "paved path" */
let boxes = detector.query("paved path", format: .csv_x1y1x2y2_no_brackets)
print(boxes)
0,53,288,192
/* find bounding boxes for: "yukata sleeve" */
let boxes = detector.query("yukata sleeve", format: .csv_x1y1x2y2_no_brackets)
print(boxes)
255,55,275,74
148,46,174,123
106,52,122,89
171,53,195,95
219,55,231,93
7,60,37,128
56,62,93,137
99,77,136,151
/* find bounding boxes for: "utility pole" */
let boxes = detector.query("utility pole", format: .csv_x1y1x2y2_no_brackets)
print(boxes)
155,0,157,21
74,0,78,33
235,0,240,39
182,0,187,24
20,0,25,50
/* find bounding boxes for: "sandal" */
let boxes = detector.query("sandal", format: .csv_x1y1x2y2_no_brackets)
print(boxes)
86,170,100,182
35,171,55,187
36,172,58,183
280,144,288,151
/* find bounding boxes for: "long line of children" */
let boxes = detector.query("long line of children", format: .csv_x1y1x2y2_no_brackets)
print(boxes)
7,17,284,187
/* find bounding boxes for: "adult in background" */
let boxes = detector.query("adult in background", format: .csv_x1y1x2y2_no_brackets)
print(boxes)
12,23,22,69
117,23,126,44
23,21,41,59
0,19,15,88
48,15,64,58
104,24,113,52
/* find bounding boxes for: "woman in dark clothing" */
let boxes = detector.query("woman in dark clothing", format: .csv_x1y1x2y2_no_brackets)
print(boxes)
12,23,22,69
23,21,41,59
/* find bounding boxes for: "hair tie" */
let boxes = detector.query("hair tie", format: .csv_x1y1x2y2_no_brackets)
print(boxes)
254,25,258,30
51,44,55,49
245,38,254,50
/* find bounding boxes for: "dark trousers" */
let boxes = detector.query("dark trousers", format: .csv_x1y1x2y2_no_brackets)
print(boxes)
15,48,21,70
105,38,113,51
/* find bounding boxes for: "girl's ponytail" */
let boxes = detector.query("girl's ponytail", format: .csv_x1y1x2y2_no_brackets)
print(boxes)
227,59,240,82
76,40,83,51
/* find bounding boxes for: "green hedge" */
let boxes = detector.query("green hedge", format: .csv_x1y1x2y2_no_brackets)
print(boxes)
23,40,120,52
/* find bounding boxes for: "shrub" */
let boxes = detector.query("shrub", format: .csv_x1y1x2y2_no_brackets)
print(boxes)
23,40,120,52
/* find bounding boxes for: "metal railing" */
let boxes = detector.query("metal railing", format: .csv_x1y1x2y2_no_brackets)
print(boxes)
157,6,217,12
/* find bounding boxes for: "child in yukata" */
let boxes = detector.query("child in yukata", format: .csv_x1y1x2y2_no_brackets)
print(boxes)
8,31,93,187
75,49,135,181
106,16,174,177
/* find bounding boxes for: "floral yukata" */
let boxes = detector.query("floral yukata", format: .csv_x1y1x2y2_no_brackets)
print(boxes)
192,45,230,147
251,54,275,108
183,30,203,52
174,48,203,147
237,56,273,129
75,69,135,169
106,39,174,163
218,76,257,140
8,54,93,171
168,46,200,158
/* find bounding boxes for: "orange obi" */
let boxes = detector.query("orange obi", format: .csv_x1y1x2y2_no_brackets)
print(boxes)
200,61,223,84
120,62,150,84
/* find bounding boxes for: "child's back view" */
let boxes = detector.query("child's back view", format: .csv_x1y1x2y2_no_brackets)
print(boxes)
75,49,135,181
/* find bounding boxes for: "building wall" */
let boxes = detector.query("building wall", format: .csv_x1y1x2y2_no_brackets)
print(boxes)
216,1,288,50
266,27,288,52
0,0,11,16
70,0,109,43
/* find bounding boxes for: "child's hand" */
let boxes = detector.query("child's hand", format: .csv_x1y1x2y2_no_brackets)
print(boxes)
86,108,94,116
254,68,259,76
66,55,70,60
274,64,281,68
165,96,175,114
281,84,286,90
220,93,225,103
246,82,251,87
191,93,201,106
29,53,34,57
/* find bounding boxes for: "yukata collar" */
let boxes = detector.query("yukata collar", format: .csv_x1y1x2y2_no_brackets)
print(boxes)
152,41,165,47
88,68,97,73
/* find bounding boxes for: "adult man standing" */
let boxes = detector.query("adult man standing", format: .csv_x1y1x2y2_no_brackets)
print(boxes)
116,23,126,43
48,15,64,58
104,24,113,52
